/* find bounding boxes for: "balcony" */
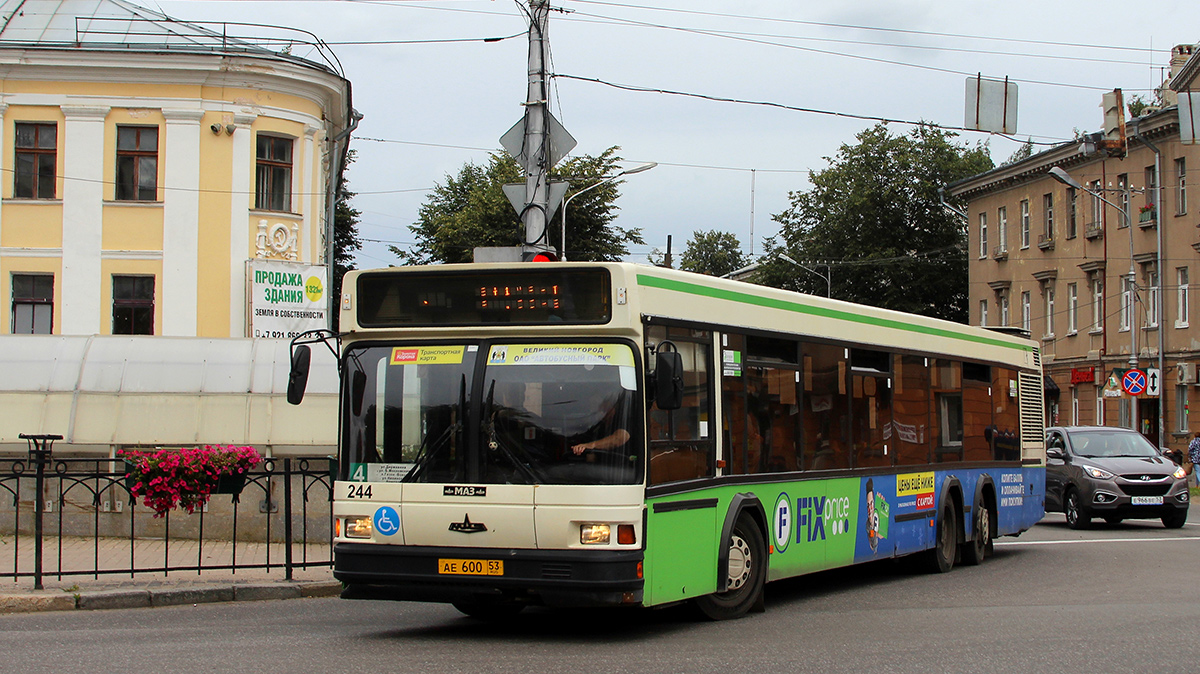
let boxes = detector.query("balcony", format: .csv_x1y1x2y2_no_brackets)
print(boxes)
1138,206,1157,228
1084,222,1103,240
1037,234,1055,251
992,245,1009,261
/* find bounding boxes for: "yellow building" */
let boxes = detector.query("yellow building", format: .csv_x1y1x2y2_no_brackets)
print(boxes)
0,0,355,338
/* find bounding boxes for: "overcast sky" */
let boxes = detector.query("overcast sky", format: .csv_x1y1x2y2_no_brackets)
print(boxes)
159,0,1200,269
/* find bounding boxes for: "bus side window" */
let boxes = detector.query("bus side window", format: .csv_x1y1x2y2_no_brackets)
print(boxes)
933,360,964,462
802,342,850,470
647,326,715,486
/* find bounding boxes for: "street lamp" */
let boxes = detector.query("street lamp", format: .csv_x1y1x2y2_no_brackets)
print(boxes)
560,162,656,261
778,253,831,298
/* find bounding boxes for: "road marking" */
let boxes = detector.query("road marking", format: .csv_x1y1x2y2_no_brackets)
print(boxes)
997,536,1200,547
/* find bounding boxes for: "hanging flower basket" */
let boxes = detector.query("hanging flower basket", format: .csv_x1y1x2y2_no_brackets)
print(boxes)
120,445,262,517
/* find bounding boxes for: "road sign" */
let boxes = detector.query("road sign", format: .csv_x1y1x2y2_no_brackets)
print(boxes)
1121,369,1147,396
1146,368,1160,397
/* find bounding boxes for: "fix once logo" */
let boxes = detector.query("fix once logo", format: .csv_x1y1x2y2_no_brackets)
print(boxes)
448,513,487,534
797,496,826,543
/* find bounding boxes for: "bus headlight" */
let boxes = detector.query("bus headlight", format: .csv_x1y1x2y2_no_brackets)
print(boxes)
580,524,611,545
345,516,374,539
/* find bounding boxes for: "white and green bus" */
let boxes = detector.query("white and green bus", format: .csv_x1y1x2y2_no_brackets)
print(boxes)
287,262,1046,619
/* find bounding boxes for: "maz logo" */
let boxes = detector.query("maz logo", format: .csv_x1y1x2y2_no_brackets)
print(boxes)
449,514,488,534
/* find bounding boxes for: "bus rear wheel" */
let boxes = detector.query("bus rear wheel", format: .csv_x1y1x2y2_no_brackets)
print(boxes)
921,501,957,574
694,514,766,620
961,501,990,566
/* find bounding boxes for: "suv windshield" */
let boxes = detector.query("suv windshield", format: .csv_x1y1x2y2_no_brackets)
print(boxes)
1068,430,1160,458
341,342,641,485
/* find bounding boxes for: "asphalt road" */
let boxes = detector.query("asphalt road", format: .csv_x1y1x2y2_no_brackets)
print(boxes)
3,511,1199,674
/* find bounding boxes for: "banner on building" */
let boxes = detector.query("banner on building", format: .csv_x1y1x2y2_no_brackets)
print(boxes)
248,260,327,339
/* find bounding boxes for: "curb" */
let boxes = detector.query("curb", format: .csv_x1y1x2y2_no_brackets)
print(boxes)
0,580,343,614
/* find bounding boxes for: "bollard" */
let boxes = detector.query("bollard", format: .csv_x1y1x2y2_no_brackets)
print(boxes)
18,433,62,591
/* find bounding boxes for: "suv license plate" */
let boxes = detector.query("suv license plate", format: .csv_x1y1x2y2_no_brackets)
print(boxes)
1131,496,1163,505
438,559,504,576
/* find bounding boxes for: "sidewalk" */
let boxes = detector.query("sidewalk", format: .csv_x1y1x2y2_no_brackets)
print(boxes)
0,535,341,613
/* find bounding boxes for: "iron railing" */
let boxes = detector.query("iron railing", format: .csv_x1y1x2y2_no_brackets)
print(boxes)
1,436,334,590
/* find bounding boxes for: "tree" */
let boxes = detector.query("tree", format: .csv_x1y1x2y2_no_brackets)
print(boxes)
757,123,993,323
332,150,362,329
679,230,748,277
393,147,644,264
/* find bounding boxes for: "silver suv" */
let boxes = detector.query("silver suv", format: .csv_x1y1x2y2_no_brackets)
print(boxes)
1045,426,1189,529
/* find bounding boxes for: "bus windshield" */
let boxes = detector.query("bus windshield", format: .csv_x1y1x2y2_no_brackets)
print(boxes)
341,342,641,485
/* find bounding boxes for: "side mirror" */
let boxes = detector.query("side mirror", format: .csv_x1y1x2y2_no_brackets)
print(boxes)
653,342,684,410
286,345,311,405
1046,447,1064,461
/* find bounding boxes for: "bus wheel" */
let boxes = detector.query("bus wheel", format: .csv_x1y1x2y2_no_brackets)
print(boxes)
694,514,766,620
961,502,990,566
921,501,957,574
452,600,525,621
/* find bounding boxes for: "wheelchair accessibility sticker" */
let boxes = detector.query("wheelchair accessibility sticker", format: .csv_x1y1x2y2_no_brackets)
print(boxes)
373,506,400,537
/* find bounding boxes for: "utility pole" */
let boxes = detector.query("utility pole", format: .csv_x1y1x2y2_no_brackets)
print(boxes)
521,0,553,259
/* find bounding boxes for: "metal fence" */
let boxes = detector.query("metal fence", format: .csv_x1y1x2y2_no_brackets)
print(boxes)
1,436,334,590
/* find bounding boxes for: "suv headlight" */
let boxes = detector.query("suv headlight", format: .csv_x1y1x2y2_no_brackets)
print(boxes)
1173,466,1187,480
1083,465,1115,480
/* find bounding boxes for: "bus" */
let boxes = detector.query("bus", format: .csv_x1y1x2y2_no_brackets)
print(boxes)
287,262,1046,620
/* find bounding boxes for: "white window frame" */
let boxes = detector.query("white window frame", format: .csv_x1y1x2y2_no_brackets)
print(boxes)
1177,266,1190,328
1071,386,1080,426
978,212,988,259
1020,200,1030,248
1176,157,1187,216
1119,398,1132,429
1044,286,1055,338
1090,180,1103,226
1000,295,1010,326
1146,270,1159,328
1096,391,1105,425
1118,174,1130,227
997,206,1008,254
1043,193,1054,240
1021,291,1031,332
1120,275,1134,332
1067,187,1077,239
1067,282,1078,334
1092,277,1104,331
979,299,988,327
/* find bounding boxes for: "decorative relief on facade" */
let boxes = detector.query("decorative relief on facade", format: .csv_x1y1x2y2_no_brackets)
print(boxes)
255,219,300,260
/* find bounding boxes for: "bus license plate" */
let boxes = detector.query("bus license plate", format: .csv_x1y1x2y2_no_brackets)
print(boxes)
1131,496,1163,505
438,559,503,576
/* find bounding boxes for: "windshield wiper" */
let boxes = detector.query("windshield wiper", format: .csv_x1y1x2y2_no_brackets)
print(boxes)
403,375,466,483
482,381,543,484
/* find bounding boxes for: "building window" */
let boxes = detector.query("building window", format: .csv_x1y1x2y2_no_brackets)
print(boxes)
1178,267,1189,328
1044,286,1055,337
1021,291,1031,332
1089,180,1102,227
978,212,988,259
979,299,988,327
112,275,154,335
1000,295,1010,326
1145,165,1157,213
1117,174,1130,227
255,135,293,212
1092,277,1104,331
1020,199,1030,248
115,126,158,201
1067,282,1078,334
14,122,57,199
997,206,1007,253
1096,391,1105,425
1146,270,1159,328
1177,385,1189,433
1071,387,1079,425
1119,398,1132,429
11,274,53,334
1067,187,1077,239
1043,193,1054,240
1176,157,1187,216
1120,276,1134,331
